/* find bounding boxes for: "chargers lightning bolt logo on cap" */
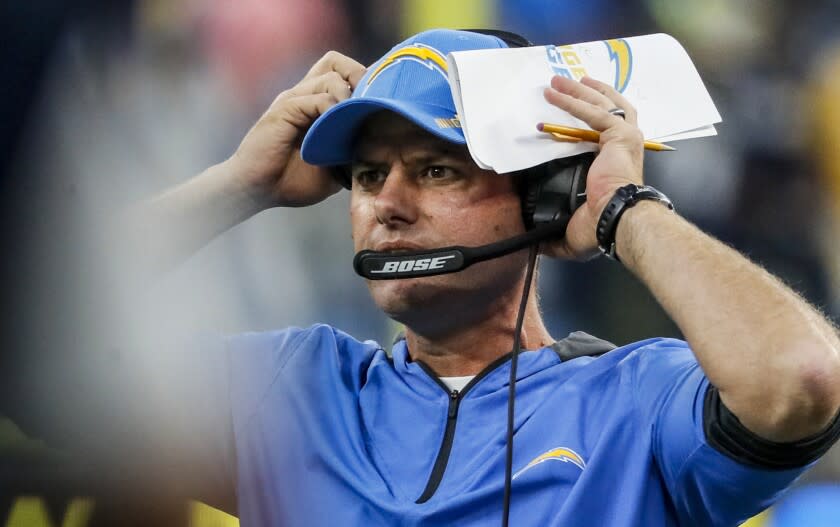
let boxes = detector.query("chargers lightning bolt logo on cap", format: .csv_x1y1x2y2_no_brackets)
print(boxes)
604,39,633,93
362,44,449,94
512,447,586,480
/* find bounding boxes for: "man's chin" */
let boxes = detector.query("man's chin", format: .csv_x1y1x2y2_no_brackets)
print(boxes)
367,276,452,320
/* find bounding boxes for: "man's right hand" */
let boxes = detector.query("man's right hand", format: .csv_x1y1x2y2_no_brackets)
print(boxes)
226,51,366,210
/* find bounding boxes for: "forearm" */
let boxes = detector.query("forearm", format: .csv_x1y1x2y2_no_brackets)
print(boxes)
616,201,840,441
120,160,267,278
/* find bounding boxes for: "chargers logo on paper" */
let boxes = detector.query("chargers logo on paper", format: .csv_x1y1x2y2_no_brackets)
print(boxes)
604,39,633,93
545,45,588,80
363,44,448,93
512,447,586,480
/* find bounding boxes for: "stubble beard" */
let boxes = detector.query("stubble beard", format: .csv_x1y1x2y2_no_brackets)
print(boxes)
366,251,529,337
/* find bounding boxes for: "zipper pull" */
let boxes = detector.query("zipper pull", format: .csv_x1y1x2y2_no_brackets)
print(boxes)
448,390,460,419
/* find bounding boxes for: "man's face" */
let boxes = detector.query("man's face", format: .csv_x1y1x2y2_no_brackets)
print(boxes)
349,112,529,330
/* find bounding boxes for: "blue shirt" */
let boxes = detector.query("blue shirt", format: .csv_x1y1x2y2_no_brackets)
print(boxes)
194,324,808,526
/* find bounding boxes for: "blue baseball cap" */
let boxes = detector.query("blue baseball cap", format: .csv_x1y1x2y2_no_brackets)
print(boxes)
300,29,510,166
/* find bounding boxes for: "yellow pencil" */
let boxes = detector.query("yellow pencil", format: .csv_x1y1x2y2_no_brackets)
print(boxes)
538,122,676,152
549,132,582,143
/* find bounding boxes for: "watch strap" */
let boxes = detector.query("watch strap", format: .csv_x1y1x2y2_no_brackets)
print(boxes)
596,184,674,261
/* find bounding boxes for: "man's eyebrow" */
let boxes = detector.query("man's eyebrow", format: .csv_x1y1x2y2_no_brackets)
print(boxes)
405,150,470,164
363,139,469,156
351,146,470,167
406,138,469,157
430,143,470,157
350,157,387,167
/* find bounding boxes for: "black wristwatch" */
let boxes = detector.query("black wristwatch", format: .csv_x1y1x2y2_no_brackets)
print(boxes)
596,184,674,261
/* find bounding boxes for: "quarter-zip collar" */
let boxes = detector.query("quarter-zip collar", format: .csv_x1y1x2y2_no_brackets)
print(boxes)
390,337,562,400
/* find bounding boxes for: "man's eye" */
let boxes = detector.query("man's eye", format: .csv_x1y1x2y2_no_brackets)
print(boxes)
422,166,454,180
352,169,385,187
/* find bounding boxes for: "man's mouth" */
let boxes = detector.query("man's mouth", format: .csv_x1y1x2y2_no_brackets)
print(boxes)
373,242,427,254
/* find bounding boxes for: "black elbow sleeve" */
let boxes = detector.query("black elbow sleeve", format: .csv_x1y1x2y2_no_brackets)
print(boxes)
704,385,840,469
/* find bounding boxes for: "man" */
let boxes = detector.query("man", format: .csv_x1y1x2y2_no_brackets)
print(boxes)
136,29,840,526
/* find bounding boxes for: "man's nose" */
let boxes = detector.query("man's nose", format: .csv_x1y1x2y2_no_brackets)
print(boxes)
374,167,419,227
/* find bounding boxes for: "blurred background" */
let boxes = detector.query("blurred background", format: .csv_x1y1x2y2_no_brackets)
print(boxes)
1,0,839,525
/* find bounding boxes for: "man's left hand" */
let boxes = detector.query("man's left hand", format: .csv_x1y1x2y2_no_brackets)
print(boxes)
540,75,646,260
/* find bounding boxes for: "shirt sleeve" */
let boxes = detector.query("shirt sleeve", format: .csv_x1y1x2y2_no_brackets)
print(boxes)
632,339,815,526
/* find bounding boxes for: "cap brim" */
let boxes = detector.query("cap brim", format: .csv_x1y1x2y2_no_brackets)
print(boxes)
300,97,465,166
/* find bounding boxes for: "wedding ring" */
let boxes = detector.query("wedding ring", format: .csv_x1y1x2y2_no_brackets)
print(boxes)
608,108,626,120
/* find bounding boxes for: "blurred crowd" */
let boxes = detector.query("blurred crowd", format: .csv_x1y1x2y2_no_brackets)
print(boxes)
2,0,839,525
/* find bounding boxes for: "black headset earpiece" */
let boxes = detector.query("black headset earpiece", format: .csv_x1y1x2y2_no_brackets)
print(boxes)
519,153,593,230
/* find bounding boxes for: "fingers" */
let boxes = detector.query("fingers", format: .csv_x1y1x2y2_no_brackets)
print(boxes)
306,50,367,89
276,92,340,130
268,51,365,121
546,75,638,130
580,76,638,125
550,75,614,111
543,87,620,133
277,71,353,103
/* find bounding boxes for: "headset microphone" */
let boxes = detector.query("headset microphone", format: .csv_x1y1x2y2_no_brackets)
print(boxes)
354,221,568,280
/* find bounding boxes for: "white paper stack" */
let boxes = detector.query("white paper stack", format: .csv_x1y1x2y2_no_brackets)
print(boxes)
446,33,722,173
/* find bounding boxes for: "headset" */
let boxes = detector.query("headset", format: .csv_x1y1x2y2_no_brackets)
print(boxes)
349,151,592,279
339,29,594,527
